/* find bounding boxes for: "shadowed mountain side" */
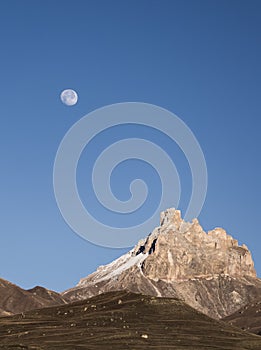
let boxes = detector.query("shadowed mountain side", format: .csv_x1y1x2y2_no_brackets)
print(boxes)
0,278,67,316
223,297,261,335
0,291,261,350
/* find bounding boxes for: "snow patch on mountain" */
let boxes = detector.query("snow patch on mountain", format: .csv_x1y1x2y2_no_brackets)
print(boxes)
78,250,148,286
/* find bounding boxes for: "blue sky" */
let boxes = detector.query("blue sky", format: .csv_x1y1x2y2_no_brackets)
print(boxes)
0,0,260,292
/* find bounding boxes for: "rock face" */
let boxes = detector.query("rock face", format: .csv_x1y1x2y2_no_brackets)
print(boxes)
134,209,256,281
63,209,261,319
0,278,67,316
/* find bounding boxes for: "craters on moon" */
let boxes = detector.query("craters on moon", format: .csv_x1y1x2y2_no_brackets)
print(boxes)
60,89,78,106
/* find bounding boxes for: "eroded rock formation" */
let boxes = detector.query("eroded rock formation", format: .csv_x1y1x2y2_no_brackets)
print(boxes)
63,209,261,319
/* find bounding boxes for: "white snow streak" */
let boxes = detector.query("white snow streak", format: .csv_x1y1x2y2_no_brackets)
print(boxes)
78,251,148,285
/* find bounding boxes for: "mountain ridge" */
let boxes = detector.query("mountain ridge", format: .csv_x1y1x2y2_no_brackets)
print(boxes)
63,208,261,319
0,277,66,316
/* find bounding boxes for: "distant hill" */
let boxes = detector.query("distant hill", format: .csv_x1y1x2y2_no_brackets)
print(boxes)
0,291,261,350
0,278,66,316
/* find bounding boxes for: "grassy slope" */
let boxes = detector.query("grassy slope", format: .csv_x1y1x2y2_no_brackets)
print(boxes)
0,291,260,350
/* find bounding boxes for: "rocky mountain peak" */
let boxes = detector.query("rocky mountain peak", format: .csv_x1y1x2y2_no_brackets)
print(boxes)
63,208,261,319
133,208,256,281
160,208,183,227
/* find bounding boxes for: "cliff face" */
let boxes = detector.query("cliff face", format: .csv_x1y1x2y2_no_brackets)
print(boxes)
135,209,256,281
63,209,261,319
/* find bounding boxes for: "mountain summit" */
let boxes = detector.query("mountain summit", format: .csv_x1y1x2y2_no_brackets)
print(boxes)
63,209,261,319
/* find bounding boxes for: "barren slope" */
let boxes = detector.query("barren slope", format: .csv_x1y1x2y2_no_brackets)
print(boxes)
223,297,261,335
0,278,66,316
0,291,261,350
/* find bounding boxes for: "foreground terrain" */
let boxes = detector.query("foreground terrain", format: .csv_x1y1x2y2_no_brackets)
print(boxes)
0,291,260,350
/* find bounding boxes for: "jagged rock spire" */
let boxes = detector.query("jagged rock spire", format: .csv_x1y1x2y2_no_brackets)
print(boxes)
63,208,260,319
133,208,256,280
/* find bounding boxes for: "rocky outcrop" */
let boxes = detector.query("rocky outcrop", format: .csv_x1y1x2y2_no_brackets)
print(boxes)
63,208,261,319
135,209,256,280
0,278,67,316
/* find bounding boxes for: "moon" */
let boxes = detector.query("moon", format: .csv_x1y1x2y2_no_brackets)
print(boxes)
60,89,78,106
